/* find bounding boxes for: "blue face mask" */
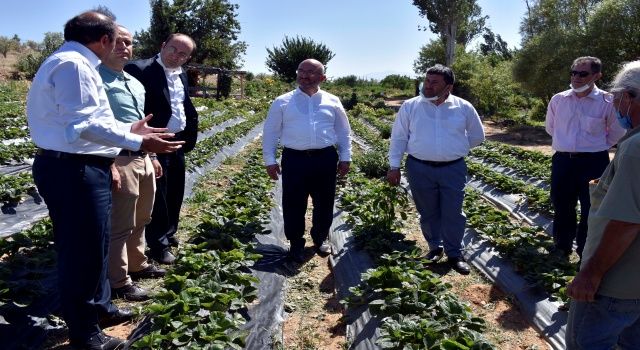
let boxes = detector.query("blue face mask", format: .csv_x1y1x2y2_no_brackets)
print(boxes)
616,110,633,130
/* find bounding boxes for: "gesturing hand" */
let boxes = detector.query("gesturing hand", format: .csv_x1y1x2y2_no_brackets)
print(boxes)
131,114,169,135
141,134,184,154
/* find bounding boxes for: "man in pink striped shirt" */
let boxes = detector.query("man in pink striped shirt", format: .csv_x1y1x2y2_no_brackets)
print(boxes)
545,56,625,258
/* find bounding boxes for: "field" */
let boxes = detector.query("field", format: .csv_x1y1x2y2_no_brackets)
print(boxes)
0,72,576,350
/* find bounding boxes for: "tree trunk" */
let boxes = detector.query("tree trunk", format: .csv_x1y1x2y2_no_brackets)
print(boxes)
445,21,457,66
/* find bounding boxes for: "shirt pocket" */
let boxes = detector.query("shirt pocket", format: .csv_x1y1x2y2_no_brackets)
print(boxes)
442,109,466,134
581,115,605,136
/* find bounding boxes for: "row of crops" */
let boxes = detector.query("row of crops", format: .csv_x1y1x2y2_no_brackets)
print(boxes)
0,79,572,349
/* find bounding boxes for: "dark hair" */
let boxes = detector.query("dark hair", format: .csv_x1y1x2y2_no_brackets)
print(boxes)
64,11,117,44
572,56,602,74
426,64,455,85
165,33,197,52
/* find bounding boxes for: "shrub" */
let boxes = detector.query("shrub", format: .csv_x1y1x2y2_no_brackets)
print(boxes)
265,35,335,83
380,74,413,90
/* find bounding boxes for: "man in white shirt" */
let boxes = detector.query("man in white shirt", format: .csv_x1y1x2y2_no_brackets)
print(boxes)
387,64,485,275
262,59,352,263
27,11,183,350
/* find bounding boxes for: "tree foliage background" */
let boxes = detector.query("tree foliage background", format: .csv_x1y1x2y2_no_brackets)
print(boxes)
265,36,335,83
513,0,640,99
134,0,247,69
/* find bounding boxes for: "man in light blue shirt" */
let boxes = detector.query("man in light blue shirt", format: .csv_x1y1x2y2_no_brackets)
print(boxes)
99,25,166,303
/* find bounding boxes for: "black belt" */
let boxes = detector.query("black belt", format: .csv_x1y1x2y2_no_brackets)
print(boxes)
36,148,114,166
555,151,606,158
283,146,335,156
408,154,463,167
118,149,147,157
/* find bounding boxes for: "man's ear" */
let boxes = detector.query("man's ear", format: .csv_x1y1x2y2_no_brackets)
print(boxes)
595,72,603,81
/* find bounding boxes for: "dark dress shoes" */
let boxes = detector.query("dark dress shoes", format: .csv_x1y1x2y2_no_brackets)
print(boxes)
289,244,305,263
448,256,471,275
167,236,180,247
98,307,133,329
111,283,149,301
424,247,445,263
151,250,176,265
70,332,125,350
130,264,166,280
314,241,332,257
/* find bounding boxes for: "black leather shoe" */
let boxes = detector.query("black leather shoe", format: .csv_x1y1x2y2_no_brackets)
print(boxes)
150,250,176,265
167,236,180,247
448,257,471,275
289,244,305,263
130,264,166,280
70,332,125,350
112,283,149,301
424,247,444,263
98,307,133,329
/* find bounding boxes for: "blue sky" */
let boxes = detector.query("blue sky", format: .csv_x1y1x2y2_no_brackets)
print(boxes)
0,0,526,78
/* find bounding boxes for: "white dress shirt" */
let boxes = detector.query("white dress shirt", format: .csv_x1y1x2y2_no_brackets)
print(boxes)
388,93,485,168
156,56,186,133
27,41,142,157
262,88,352,165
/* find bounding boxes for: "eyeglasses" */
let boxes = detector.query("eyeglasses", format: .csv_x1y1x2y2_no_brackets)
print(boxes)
570,70,591,78
296,69,322,76
165,45,191,60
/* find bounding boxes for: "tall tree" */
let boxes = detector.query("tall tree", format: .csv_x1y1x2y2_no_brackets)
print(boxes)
413,0,487,66
265,36,335,83
479,28,512,61
135,0,247,69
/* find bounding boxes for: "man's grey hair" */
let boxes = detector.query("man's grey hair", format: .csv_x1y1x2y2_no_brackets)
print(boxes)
611,61,640,99
572,56,602,74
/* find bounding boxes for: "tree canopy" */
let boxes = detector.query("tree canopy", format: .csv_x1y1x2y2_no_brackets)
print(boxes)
265,36,335,83
135,0,247,69
413,0,486,66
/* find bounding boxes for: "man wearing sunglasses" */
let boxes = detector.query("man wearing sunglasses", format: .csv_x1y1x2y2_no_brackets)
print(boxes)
125,33,199,265
545,56,625,259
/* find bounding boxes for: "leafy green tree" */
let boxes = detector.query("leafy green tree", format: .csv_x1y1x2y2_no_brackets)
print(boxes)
135,0,247,69
0,36,19,58
265,36,335,83
15,32,64,79
479,28,512,61
413,0,487,66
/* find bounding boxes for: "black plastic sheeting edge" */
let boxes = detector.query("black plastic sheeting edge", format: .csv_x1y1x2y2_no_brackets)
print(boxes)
329,209,380,350
463,179,566,349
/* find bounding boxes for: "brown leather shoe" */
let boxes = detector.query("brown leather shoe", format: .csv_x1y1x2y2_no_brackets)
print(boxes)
70,332,125,350
111,283,149,301
130,264,166,280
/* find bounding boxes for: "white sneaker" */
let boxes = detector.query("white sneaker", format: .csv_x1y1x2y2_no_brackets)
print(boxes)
314,241,332,256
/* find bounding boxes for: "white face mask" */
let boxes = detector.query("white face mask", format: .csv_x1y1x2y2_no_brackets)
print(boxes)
570,78,595,93
419,81,446,102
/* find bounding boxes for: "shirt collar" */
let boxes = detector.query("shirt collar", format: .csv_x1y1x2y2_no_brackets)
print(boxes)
563,84,602,99
65,41,101,69
156,54,183,75
98,64,127,80
295,86,322,97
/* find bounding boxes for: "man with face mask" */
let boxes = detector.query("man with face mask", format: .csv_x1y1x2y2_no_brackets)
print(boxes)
545,56,625,259
387,64,485,275
565,60,640,350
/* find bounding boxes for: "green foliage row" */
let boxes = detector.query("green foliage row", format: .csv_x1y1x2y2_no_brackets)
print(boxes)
470,142,551,181
467,160,553,215
0,142,37,165
133,150,272,349
0,172,36,204
464,189,575,302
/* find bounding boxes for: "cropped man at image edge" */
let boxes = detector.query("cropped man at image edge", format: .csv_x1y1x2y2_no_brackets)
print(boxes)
387,64,485,275
262,58,352,263
99,25,166,302
125,33,199,265
26,11,182,350
565,60,640,350
545,56,625,258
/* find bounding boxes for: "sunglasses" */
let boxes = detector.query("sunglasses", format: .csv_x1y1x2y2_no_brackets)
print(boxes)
570,70,591,78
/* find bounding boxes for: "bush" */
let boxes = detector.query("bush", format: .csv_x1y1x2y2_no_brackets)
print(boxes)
355,148,388,179
380,74,413,90
217,72,232,99
528,98,547,122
